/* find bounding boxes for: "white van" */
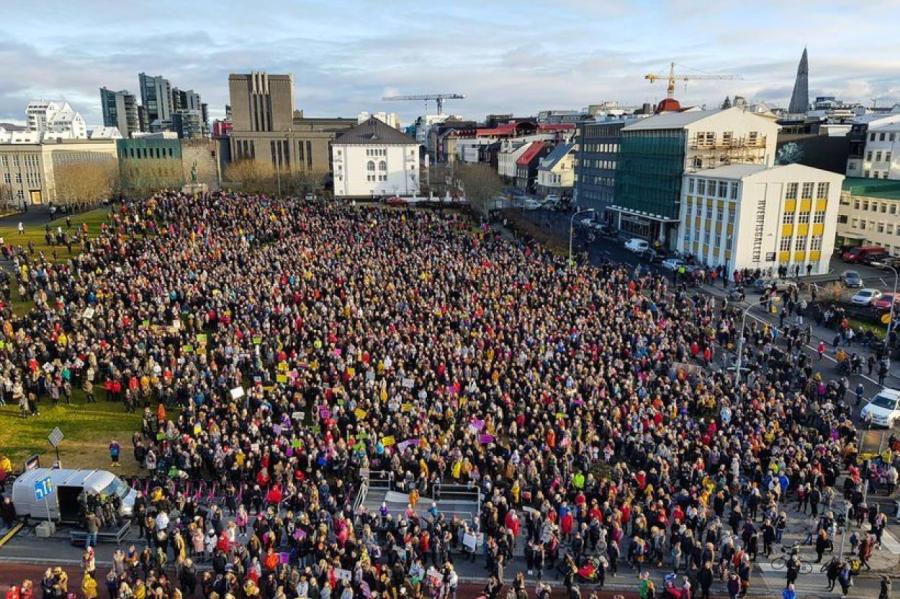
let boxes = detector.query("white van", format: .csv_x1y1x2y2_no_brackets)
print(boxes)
12,468,137,522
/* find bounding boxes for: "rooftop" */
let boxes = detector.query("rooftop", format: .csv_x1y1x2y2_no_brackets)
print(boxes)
623,108,724,131
538,143,574,171
333,117,417,145
843,177,900,200
516,141,548,167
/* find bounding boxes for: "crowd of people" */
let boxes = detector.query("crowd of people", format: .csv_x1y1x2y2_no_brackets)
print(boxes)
1,192,897,599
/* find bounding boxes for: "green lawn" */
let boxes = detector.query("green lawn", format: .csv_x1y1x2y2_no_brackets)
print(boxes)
0,390,142,475
2,207,112,314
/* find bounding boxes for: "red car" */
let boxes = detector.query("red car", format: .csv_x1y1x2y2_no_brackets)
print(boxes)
873,294,899,311
384,196,407,206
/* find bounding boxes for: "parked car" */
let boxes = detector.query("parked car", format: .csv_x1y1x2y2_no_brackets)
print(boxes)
850,288,882,305
625,238,649,253
842,245,887,263
841,270,863,288
752,279,799,293
521,198,543,210
868,256,900,271
640,248,663,263
661,258,684,271
873,293,900,311
860,388,900,428
384,196,407,206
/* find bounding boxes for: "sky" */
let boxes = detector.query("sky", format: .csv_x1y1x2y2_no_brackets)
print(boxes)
2,0,899,127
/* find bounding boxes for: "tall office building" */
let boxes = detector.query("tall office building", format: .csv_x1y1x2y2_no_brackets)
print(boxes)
229,72,295,132
139,73,173,124
787,48,810,115
100,87,139,138
172,88,202,112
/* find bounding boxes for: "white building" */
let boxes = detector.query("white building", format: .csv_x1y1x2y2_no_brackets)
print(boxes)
357,112,401,130
678,163,844,277
536,143,575,194
332,117,420,198
837,178,900,255
497,134,561,180
855,123,900,180
26,101,87,139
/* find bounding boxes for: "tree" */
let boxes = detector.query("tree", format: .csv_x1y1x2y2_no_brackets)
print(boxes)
455,163,503,217
721,96,732,109
288,170,328,196
54,159,117,208
0,182,14,210
119,158,184,196
224,159,279,195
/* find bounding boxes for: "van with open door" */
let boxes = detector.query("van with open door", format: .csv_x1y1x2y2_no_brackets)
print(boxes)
11,468,136,522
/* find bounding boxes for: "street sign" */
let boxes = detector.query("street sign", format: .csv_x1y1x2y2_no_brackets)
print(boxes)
34,477,53,501
48,427,64,448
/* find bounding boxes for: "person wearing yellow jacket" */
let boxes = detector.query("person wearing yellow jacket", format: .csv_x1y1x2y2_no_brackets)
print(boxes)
81,572,98,599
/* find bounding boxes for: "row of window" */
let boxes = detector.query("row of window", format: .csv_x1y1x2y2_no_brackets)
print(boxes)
852,199,898,214
366,174,387,182
581,143,619,153
863,171,893,179
581,159,617,170
866,150,893,163
365,148,387,157
848,219,900,236
687,178,740,199
366,161,387,171
784,182,830,200
869,131,898,142
778,235,824,251
694,131,760,146
782,210,827,224
124,146,176,160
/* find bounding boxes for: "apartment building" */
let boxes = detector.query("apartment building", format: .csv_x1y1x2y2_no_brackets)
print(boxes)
837,178,900,255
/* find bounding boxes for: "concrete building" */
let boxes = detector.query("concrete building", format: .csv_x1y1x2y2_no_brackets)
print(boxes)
100,88,140,138
573,119,626,219
331,117,420,198
139,73,173,124
0,138,117,206
787,48,810,115
678,163,843,276
25,101,87,139
498,140,532,181
837,178,900,255
172,110,204,140
846,113,900,178
854,123,900,180
536,143,575,195
228,72,355,176
611,107,778,244
172,88,202,112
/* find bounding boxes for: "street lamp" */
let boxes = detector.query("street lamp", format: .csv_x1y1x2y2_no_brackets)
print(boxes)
569,208,595,263
884,265,898,366
733,302,759,387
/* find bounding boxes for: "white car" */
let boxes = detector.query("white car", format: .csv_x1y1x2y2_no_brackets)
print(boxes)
522,199,543,210
661,258,684,271
861,388,900,428
625,238,649,253
851,288,882,305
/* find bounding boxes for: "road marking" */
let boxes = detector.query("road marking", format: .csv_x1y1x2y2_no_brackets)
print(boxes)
0,523,22,548
881,528,900,555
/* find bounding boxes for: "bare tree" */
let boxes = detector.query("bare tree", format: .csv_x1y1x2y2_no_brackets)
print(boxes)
54,159,117,208
0,182,14,210
119,158,184,196
455,163,503,216
224,159,279,195
288,170,328,196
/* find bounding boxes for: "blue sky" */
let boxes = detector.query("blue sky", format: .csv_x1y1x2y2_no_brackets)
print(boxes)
1,0,898,127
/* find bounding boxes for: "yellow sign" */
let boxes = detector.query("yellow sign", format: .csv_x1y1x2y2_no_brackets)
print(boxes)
354,408,368,419
381,436,396,447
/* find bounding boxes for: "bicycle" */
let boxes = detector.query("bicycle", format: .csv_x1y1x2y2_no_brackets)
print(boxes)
770,544,814,574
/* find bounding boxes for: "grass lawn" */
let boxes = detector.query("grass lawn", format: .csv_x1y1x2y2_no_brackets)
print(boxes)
1,207,112,315
848,317,888,340
0,390,142,475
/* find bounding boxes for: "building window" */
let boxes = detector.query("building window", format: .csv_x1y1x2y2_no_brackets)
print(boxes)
880,133,886,141
782,212,794,225
801,182,813,198
378,161,387,171
810,236,822,251
785,182,798,199
870,132,876,141
886,152,892,163
813,210,826,224
780,237,792,251
367,161,375,171
864,170,871,178
688,178,695,193
863,200,869,210
867,151,873,161
795,237,807,251
798,210,810,224
718,181,728,198
891,204,897,215
816,182,829,198
697,180,706,195
876,151,883,162
878,222,885,233
729,181,738,199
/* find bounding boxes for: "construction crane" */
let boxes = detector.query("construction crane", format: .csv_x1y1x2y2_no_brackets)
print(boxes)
382,93,465,115
645,63,738,99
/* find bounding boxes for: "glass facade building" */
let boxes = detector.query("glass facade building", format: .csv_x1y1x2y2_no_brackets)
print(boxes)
614,129,686,220
574,120,625,220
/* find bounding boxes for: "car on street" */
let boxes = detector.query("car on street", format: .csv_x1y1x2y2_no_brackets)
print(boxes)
874,293,900,311
661,258,684,271
624,238,649,253
850,288,882,305
521,199,543,210
752,278,799,293
860,388,900,428
841,270,863,288
384,196,407,206
842,245,888,263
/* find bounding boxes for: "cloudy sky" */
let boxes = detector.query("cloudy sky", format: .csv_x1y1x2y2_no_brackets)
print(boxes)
2,0,899,127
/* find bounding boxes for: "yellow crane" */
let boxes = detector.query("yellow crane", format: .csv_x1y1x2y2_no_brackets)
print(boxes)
645,62,738,99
